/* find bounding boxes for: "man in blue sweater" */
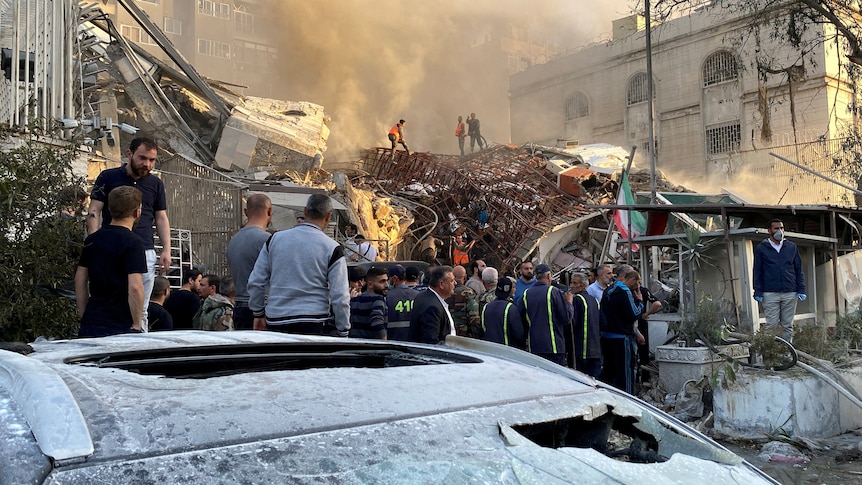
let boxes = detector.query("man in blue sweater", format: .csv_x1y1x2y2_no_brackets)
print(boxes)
753,218,806,343
599,269,644,394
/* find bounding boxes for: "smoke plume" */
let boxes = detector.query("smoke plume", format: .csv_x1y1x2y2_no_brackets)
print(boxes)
265,0,634,161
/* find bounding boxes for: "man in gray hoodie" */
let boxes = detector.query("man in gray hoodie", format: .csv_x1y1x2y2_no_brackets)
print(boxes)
248,194,351,336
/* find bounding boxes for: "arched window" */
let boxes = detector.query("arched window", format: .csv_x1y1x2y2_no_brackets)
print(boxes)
565,92,589,121
627,72,649,106
702,50,742,155
702,50,739,87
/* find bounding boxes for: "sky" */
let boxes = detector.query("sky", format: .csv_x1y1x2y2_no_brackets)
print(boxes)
261,0,636,161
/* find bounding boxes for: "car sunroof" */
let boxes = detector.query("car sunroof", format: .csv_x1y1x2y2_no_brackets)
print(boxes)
65,342,481,378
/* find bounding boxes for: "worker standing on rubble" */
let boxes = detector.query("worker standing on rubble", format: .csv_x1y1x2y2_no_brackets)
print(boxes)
466,113,485,152
455,115,467,156
388,119,410,155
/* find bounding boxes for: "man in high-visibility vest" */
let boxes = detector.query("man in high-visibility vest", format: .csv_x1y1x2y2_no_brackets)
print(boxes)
516,264,574,366
455,115,467,156
569,272,601,377
388,119,410,155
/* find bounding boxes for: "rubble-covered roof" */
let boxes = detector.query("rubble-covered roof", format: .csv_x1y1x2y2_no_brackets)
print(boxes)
529,143,631,175
362,145,601,267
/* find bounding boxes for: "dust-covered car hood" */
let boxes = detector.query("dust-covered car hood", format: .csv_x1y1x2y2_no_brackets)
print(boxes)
1,332,778,484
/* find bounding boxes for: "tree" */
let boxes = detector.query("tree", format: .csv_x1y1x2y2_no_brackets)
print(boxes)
0,127,86,342
652,1,862,195
653,1,862,67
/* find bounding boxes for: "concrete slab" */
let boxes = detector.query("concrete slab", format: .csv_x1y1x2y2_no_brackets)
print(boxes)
712,366,862,439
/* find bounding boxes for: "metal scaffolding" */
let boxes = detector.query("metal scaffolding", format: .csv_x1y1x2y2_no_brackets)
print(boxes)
362,145,596,269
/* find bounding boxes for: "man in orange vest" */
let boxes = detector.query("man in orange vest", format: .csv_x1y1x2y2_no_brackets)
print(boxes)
388,119,410,155
452,233,474,266
455,116,467,156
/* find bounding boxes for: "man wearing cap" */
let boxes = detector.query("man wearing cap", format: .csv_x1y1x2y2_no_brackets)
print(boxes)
349,266,388,339
569,272,602,377
516,263,574,366
386,264,419,341
479,276,525,349
408,265,457,344
404,266,421,288
348,266,367,299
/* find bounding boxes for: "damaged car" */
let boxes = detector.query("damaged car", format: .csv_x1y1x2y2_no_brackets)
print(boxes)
0,332,777,484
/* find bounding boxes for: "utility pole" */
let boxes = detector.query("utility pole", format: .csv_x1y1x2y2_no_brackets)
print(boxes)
646,0,657,205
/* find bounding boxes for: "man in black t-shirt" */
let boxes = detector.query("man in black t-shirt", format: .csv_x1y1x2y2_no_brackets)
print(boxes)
87,137,171,331
164,267,202,330
76,186,148,337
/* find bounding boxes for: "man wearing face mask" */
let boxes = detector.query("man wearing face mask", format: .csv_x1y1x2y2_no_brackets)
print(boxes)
753,218,806,343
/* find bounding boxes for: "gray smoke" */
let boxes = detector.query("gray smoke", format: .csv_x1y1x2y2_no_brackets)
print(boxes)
265,0,634,160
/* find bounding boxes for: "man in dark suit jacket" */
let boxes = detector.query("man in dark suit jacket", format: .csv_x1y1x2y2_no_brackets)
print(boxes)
408,265,456,344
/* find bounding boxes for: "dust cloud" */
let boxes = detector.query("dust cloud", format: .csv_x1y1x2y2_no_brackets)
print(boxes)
263,0,634,161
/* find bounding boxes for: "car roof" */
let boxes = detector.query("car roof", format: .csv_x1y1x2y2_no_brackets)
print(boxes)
0,332,778,484
347,260,429,272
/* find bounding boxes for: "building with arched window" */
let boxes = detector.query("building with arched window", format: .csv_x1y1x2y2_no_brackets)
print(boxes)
509,4,856,205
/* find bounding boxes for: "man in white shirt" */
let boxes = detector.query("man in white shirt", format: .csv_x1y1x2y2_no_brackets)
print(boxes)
352,234,378,262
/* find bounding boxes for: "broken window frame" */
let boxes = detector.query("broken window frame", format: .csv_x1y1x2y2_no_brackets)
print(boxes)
119,24,157,46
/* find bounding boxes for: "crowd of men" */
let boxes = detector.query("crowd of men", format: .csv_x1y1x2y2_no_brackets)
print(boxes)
75,137,664,397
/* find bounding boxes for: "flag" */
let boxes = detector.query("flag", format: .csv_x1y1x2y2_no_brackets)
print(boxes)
613,170,647,248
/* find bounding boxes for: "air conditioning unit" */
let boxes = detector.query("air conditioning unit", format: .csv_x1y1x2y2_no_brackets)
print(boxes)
545,158,574,176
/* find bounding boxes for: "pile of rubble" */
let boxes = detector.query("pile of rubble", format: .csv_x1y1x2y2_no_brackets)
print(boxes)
355,144,689,269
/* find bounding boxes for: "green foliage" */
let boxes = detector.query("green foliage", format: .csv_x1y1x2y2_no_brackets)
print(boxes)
0,127,85,342
675,226,716,269
834,304,862,348
672,294,731,346
794,323,850,363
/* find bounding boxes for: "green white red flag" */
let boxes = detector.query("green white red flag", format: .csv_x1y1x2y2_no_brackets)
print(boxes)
614,170,647,245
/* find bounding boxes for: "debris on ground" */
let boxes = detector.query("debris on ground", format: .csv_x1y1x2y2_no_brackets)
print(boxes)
757,441,810,464
673,379,706,422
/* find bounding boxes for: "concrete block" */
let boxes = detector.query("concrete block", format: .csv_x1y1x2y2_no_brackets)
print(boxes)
656,344,748,393
713,368,842,439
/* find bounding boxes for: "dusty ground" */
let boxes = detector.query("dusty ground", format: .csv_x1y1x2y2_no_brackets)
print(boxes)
717,431,862,484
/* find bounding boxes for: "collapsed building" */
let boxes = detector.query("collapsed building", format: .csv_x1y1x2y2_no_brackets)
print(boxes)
8,0,862,332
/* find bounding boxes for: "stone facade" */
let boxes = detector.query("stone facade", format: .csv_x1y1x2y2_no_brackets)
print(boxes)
509,5,856,204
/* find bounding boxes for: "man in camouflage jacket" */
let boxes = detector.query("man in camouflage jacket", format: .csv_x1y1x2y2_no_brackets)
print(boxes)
447,265,480,337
